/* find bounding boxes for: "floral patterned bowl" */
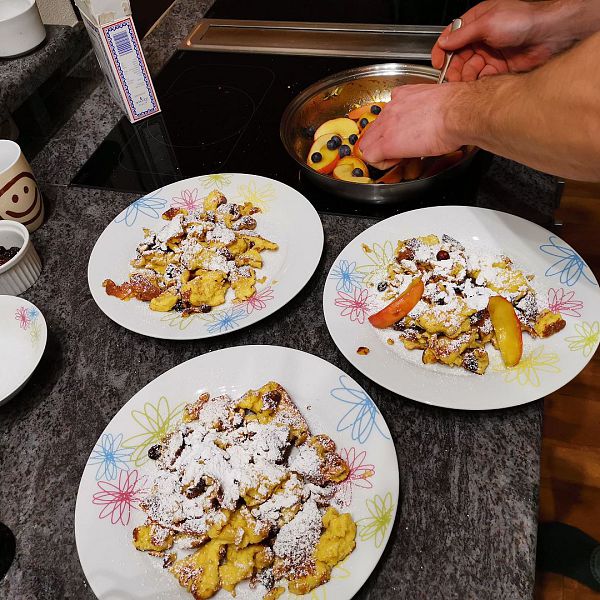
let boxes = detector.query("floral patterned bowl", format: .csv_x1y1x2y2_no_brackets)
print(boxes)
0,295,46,405
323,206,600,410
75,345,399,600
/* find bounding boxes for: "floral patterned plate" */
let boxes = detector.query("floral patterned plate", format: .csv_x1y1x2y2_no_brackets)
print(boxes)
87,174,323,339
323,206,600,410
75,345,398,600
0,295,46,405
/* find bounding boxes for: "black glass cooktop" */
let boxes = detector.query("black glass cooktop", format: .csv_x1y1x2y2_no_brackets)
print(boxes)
72,50,488,217
203,0,478,26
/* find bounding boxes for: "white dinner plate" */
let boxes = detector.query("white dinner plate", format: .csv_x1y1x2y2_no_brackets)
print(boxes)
88,174,323,339
0,295,46,406
75,345,399,600
323,206,600,410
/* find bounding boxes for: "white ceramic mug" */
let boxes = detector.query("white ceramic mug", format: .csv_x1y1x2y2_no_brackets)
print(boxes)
0,0,46,58
0,140,44,232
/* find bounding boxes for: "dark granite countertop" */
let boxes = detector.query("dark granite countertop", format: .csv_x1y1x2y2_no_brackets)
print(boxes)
0,1,546,599
0,23,89,117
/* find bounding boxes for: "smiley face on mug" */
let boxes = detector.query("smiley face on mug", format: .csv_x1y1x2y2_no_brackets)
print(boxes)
0,171,44,229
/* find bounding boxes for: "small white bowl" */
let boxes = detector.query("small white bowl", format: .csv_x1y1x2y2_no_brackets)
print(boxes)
0,295,47,406
0,220,42,295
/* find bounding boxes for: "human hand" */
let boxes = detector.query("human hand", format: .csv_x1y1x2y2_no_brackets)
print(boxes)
432,0,574,81
360,83,463,167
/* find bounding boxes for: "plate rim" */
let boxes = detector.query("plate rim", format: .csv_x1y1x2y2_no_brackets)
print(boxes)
87,173,324,340
0,294,47,405
323,205,600,410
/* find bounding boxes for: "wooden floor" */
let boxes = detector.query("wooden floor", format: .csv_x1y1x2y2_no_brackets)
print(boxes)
535,181,600,600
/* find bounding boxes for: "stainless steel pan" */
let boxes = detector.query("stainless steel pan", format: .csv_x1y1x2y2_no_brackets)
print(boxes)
280,62,478,205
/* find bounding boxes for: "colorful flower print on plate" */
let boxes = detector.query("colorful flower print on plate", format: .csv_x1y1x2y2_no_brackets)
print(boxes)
75,345,399,600
323,206,600,410
0,295,47,405
87,174,323,340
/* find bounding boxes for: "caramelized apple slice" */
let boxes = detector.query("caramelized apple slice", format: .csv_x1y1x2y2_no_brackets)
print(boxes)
357,112,377,131
307,134,340,174
333,156,372,183
488,296,523,367
308,135,333,159
347,102,386,120
314,118,359,140
368,278,424,328
403,157,424,181
352,135,365,160
376,161,405,184
334,156,367,172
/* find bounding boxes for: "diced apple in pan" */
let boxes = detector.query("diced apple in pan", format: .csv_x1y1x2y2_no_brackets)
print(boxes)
488,295,523,367
307,134,340,174
376,161,405,184
314,118,359,140
333,157,372,183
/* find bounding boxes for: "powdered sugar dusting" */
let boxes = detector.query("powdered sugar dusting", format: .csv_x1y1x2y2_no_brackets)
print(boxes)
136,382,353,598
273,499,322,577
288,443,321,479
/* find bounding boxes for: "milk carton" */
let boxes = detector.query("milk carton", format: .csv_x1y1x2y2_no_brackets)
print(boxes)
75,0,160,122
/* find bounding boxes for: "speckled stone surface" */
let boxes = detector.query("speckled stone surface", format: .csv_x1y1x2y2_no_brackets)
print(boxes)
476,156,560,225
1,0,547,598
0,184,542,600
0,24,89,116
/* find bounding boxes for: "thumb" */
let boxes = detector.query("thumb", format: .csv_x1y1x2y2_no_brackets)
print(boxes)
438,19,487,51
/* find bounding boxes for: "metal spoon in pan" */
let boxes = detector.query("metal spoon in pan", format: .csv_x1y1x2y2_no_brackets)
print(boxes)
437,18,463,84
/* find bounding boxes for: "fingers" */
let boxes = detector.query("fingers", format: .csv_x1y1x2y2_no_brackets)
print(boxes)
461,53,487,81
475,46,509,74
431,23,453,69
431,43,445,70
360,119,384,149
370,158,402,171
360,112,395,163
479,63,501,78
444,49,473,82
360,137,387,165
444,44,509,81
363,136,404,165
438,14,491,52
359,118,385,155
434,2,482,52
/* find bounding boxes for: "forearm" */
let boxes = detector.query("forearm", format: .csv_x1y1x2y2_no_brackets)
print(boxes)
449,31,600,181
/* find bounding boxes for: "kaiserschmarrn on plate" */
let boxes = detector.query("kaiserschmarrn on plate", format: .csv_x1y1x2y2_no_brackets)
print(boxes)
103,190,278,315
133,382,356,599
368,234,566,374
